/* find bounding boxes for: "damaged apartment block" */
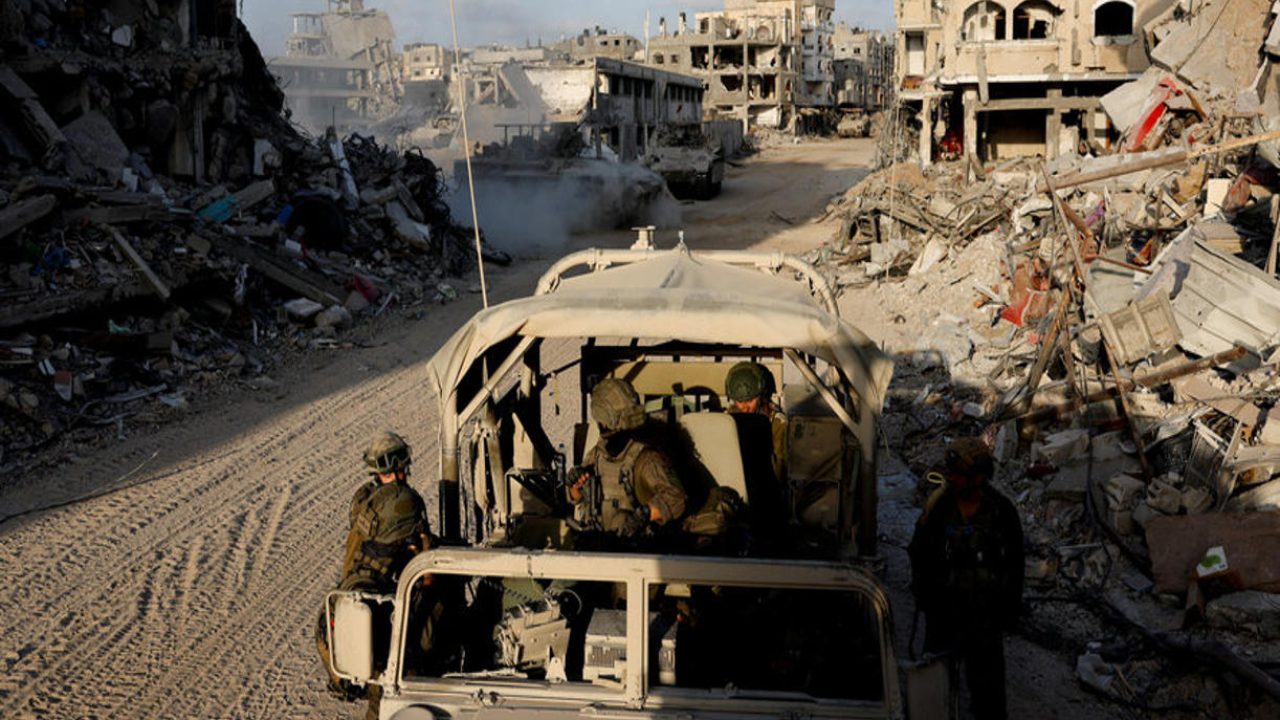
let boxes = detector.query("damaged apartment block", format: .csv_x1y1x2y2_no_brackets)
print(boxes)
898,0,1148,164
649,1,837,130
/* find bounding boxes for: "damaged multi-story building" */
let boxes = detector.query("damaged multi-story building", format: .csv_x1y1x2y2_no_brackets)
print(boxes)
647,1,837,130
553,28,644,63
402,43,451,112
268,0,401,133
896,0,1149,164
833,24,894,110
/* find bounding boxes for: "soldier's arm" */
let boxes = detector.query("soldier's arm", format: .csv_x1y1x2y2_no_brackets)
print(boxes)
636,450,686,524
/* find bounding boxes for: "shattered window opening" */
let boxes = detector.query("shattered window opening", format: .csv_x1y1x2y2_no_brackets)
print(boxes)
1012,1,1058,40
1094,0,1134,38
961,1,1007,42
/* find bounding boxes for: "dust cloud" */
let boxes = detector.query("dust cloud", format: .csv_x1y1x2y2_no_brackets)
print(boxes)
446,162,682,257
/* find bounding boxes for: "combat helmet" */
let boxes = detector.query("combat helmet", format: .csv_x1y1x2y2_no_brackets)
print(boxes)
725,361,769,403
364,431,412,473
591,378,645,433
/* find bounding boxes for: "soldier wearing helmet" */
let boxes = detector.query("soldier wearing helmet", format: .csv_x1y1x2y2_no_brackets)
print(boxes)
725,361,787,481
319,431,432,717
340,431,431,591
568,378,687,541
908,437,1023,720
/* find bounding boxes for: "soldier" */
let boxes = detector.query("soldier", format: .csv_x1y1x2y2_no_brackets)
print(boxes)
724,361,788,541
724,361,787,481
908,437,1024,720
318,431,431,720
568,378,687,542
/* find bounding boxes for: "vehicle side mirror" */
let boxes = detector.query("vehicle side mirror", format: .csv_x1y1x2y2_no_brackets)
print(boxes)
326,591,385,685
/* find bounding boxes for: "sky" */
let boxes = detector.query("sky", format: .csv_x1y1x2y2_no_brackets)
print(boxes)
240,0,895,58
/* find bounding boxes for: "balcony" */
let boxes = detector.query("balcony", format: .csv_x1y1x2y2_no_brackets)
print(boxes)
947,39,1063,80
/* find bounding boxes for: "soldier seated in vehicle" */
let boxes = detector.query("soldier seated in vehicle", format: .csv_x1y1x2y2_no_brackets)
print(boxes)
723,361,789,547
567,378,688,549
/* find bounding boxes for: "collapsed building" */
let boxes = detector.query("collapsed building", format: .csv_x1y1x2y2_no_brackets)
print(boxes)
896,0,1150,163
807,0,1280,710
402,42,451,112
647,1,837,130
552,28,644,63
833,23,893,111
269,0,401,133
0,0,492,469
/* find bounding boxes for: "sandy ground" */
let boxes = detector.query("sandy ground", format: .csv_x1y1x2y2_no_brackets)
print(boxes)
0,138,1122,719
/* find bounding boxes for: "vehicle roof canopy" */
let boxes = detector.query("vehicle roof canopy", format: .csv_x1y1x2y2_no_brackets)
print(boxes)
426,249,894,413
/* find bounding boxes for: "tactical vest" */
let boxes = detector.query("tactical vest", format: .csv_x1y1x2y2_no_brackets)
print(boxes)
340,480,424,591
940,512,1004,601
587,439,648,533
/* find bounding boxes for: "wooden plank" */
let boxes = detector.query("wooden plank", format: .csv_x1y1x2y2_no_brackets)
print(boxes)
65,204,167,225
203,232,343,306
1146,510,1280,594
1015,290,1070,416
105,226,171,301
0,194,57,240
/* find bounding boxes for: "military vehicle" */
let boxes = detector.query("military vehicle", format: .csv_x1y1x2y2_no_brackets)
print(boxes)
646,128,726,200
837,111,872,139
321,237,950,718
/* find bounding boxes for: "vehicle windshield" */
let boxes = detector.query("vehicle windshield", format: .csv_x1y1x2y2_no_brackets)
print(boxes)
399,563,888,705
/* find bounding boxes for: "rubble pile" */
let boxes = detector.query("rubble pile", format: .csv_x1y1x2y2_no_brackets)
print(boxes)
824,0,1280,709
0,1,498,469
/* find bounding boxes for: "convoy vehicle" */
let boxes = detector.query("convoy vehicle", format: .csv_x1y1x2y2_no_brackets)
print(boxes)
322,237,948,718
646,128,726,200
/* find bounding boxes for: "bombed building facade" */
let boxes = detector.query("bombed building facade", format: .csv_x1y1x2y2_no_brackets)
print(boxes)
896,0,1150,163
647,0,837,129
833,23,894,110
268,0,401,133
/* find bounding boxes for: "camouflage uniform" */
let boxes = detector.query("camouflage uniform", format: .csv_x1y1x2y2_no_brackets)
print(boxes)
339,479,429,591
574,378,687,539
317,432,429,720
582,435,687,534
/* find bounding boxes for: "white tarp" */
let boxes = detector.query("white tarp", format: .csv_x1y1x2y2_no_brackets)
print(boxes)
426,251,894,413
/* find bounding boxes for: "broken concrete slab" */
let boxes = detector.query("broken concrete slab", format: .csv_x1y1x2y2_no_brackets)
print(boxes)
0,194,57,240
1226,477,1280,512
1205,591,1280,639
1032,429,1089,466
1100,69,1167,137
61,110,129,181
1151,0,1271,92
1147,510,1280,594
1138,226,1280,364
1146,478,1184,514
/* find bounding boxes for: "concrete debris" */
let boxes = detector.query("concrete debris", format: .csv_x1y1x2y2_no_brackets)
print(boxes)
0,0,502,469
1204,591,1280,639
855,0,1280,706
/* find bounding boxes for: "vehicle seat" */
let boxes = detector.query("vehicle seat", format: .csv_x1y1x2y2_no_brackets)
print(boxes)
676,412,748,501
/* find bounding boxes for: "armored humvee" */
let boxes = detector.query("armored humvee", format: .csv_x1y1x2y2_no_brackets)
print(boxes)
646,128,726,200
322,238,949,718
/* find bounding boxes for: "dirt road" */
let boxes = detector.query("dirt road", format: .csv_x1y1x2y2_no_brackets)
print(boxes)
0,139,871,719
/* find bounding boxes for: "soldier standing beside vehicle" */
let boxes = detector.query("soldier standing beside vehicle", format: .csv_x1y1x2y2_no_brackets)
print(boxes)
317,431,431,720
908,437,1024,720
568,378,687,543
